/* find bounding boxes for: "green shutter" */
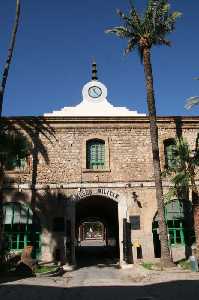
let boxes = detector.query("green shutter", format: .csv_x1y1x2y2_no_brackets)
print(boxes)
166,143,176,168
87,140,105,169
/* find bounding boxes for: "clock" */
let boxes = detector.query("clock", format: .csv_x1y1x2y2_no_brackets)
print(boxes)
88,86,102,98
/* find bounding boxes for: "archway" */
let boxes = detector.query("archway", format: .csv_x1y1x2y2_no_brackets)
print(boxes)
78,219,106,243
75,195,119,267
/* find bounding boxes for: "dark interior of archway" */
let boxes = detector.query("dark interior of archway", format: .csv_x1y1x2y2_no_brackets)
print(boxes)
76,195,119,267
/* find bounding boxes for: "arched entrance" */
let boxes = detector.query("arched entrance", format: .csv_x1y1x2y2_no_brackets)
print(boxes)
75,195,119,267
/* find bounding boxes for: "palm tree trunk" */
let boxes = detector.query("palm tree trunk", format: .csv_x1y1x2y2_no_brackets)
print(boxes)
0,0,21,117
190,173,199,258
0,164,4,257
143,47,173,267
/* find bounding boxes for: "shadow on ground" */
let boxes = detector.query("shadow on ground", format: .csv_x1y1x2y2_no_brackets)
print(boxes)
0,272,35,284
76,245,119,268
0,280,199,300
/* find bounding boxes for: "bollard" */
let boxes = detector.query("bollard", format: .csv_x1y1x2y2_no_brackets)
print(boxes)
189,255,199,272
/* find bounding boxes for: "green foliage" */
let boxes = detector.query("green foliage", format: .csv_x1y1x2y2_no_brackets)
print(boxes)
163,136,199,200
35,265,58,274
142,261,153,270
105,0,181,59
178,259,192,270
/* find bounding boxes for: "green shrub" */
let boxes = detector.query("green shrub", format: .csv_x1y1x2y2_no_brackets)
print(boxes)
141,261,153,270
178,259,192,270
35,265,58,274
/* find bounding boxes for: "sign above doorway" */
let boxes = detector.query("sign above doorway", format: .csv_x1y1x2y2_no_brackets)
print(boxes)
73,188,120,202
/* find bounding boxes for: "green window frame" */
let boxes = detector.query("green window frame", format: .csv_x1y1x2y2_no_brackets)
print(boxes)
5,157,28,171
86,139,105,170
3,203,41,258
152,199,195,247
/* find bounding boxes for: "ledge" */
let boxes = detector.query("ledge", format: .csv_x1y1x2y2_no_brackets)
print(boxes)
82,169,111,173
5,169,30,175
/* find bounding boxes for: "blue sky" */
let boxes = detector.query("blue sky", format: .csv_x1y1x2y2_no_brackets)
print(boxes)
0,0,199,116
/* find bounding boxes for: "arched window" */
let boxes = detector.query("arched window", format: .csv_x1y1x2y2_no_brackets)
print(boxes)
3,202,41,257
86,139,105,170
164,138,176,168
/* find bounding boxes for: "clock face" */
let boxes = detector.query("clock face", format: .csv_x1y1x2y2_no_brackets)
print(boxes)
88,86,102,98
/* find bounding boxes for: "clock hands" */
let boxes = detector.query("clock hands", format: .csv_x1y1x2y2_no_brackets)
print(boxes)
88,86,102,98
93,88,99,96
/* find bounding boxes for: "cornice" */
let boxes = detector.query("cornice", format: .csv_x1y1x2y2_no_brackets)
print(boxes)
1,115,199,128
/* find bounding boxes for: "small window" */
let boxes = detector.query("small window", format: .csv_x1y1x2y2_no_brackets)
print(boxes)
5,157,28,171
86,139,105,170
130,216,141,230
164,139,176,168
53,217,65,232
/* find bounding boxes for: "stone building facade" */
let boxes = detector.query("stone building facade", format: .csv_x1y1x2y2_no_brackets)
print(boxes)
2,70,199,266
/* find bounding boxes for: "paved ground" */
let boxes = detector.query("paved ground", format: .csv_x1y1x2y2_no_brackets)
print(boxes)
0,242,199,300
1,263,199,300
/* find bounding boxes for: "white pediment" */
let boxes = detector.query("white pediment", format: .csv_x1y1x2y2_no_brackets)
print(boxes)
44,80,145,117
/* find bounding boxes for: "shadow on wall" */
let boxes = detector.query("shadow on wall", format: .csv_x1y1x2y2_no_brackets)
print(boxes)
0,280,199,299
36,189,70,263
2,188,70,265
1,118,71,264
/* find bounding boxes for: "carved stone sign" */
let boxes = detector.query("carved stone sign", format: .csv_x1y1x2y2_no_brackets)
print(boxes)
97,188,119,200
75,189,92,200
74,188,120,201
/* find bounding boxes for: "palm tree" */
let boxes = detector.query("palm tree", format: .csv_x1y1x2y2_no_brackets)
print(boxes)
185,78,199,110
164,136,199,258
0,128,31,257
106,0,181,266
0,0,21,116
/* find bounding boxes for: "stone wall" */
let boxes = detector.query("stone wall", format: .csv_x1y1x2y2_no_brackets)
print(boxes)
5,116,199,186
2,116,199,263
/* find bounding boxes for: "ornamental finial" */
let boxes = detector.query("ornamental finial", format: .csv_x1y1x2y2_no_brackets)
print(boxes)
92,58,98,81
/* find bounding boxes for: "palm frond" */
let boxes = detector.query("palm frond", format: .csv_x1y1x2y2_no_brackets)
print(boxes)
105,26,131,38
164,187,178,201
124,37,137,55
185,96,199,110
171,171,189,187
156,38,171,46
176,137,190,162
106,0,181,59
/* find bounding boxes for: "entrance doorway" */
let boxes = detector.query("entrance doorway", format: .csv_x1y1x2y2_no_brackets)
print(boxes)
75,195,119,267
152,199,195,258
